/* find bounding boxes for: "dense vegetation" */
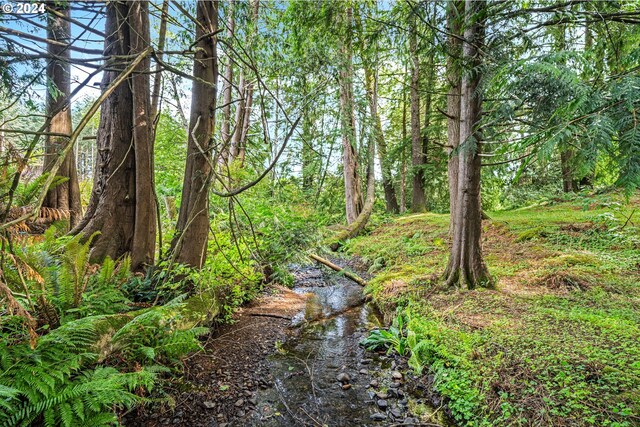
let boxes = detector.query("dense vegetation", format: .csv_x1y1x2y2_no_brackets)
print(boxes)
0,1,638,426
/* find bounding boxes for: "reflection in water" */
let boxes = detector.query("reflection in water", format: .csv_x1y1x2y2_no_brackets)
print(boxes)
243,266,386,427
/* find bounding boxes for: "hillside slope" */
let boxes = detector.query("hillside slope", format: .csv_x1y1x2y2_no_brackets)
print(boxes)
346,193,640,426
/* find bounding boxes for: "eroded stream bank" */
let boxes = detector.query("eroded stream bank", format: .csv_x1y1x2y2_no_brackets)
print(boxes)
129,259,449,427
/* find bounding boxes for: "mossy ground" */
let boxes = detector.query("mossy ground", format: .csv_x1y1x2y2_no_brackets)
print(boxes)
346,192,640,427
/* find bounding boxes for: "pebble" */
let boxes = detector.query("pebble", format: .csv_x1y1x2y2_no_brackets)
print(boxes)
359,369,368,375
375,391,388,400
234,399,244,407
361,358,372,365
342,383,352,390
369,379,379,388
390,407,403,418
370,413,387,421
249,397,257,406
336,372,351,384
237,410,245,417
398,398,408,406
203,401,215,409
392,371,403,380
403,417,419,426
376,399,388,409
389,381,401,388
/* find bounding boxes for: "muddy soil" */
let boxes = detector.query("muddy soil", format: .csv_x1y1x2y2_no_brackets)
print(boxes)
127,259,449,427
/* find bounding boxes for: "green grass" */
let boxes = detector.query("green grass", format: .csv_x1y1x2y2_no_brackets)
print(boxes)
346,192,640,427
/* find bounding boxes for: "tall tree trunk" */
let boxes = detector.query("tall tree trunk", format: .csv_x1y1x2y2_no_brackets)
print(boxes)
443,0,492,290
43,2,81,228
339,5,363,225
170,0,218,268
229,0,259,167
400,76,408,213
72,1,155,269
419,3,437,212
409,12,426,213
446,0,463,238
364,57,398,214
150,0,169,124
130,1,157,270
219,0,235,170
553,24,578,193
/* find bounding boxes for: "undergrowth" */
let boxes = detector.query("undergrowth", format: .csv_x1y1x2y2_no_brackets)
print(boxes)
352,192,640,427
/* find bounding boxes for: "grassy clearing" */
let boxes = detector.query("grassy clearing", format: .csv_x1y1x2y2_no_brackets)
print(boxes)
346,192,640,427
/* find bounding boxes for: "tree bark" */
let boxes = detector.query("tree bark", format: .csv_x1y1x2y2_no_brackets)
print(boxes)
219,0,235,170
43,1,82,228
364,55,398,214
339,5,363,225
170,0,219,269
409,12,426,213
561,150,578,192
552,23,578,193
72,1,155,270
130,1,157,270
446,0,463,239
229,0,259,167
330,135,376,251
400,75,408,213
443,0,492,290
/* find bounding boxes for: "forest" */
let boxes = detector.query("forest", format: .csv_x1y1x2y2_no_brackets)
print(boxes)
0,0,639,426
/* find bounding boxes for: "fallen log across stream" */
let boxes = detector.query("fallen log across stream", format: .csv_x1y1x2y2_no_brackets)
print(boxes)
308,253,368,287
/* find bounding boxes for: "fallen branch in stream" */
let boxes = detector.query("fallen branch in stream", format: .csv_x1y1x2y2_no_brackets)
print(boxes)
308,254,368,287
248,313,292,321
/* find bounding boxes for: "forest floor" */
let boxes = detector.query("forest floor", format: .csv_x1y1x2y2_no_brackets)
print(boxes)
345,192,640,426
128,261,444,427
127,285,307,426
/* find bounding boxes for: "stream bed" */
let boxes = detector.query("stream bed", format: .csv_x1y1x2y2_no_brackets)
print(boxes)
242,262,441,427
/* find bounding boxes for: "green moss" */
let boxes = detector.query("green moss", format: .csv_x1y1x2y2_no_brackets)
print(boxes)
515,226,549,242
349,193,640,427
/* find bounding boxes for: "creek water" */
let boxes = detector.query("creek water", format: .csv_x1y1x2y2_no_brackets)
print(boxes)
242,263,438,427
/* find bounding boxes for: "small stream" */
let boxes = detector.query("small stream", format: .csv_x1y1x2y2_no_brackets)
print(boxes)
242,262,440,427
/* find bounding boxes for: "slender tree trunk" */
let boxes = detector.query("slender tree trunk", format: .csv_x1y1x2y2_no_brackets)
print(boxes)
409,12,426,213
219,1,235,170
170,0,218,268
72,1,155,269
301,110,315,191
364,59,398,214
400,77,407,213
446,0,463,238
43,2,81,228
552,24,578,193
443,0,492,290
150,0,168,124
330,135,376,250
229,0,259,167
419,3,437,212
339,5,363,225
130,0,156,270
